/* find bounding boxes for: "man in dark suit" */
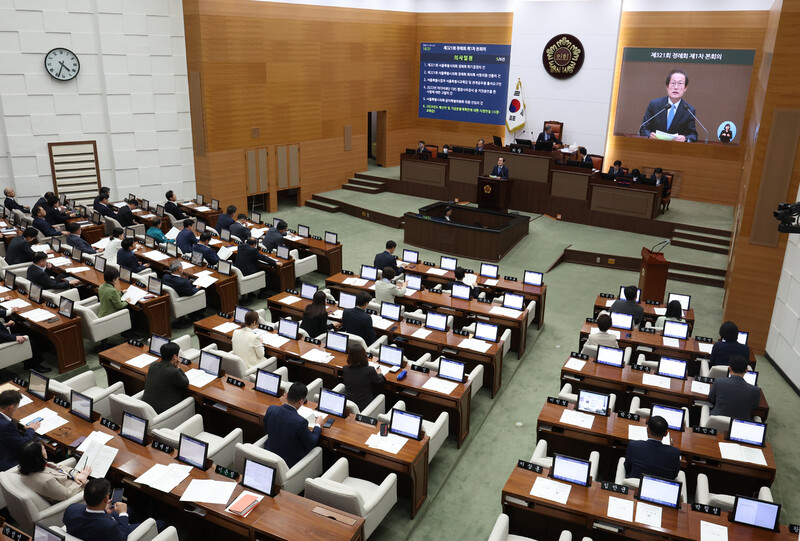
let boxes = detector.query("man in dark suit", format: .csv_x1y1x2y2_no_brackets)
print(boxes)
216,205,236,231
0,390,40,471
474,139,484,152
141,342,189,414
710,321,750,367
116,239,148,273
95,195,117,220
263,382,324,468
3,187,29,213
639,69,698,143
624,416,680,480
64,222,96,255
342,291,377,346
0,302,48,372
31,205,61,237
193,232,219,266
261,220,287,252
608,160,625,177
5,228,37,265
490,157,509,179
235,238,276,276
164,190,189,220
708,355,761,419
579,147,593,165
536,125,561,144
648,167,668,187
28,253,79,290
42,194,73,225
448,266,475,299
609,285,644,325
230,214,251,241
162,261,199,297
93,187,111,212
175,219,198,254
373,240,401,276
116,199,137,227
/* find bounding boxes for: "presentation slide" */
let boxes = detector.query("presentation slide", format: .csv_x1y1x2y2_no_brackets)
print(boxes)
613,48,755,145
418,43,511,125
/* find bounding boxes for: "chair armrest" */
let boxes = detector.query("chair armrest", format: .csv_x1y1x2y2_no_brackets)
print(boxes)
284,447,324,493
151,397,196,431
39,491,87,524
322,457,350,483
245,356,277,378
361,394,386,417
557,532,572,541
174,414,204,436
152,427,181,448
63,371,97,392
363,472,398,514
48,379,72,401
376,400,406,424
758,486,773,502
488,514,509,541
588,451,600,482
127,518,159,541
530,439,549,462
413,353,432,365
700,359,711,377
614,457,627,485
557,383,576,403
695,473,710,505
368,335,389,350
699,405,710,427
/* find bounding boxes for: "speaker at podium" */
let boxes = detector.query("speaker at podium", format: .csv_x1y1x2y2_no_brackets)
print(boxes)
476,176,512,213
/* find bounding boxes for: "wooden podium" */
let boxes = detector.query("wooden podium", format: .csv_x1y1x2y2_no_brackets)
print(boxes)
639,247,670,302
477,176,512,213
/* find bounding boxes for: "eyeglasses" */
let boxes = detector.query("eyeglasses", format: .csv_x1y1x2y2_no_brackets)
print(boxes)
668,81,686,87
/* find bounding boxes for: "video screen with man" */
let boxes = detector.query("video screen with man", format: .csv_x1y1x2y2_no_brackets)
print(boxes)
613,48,755,145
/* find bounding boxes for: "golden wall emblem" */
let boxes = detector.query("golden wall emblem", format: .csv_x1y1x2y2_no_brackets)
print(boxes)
542,34,585,80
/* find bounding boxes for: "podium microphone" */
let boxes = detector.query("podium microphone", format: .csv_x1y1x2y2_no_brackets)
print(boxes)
638,103,671,134
682,103,709,144
651,239,670,253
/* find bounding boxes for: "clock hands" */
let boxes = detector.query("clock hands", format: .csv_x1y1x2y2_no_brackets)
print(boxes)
56,61,67,78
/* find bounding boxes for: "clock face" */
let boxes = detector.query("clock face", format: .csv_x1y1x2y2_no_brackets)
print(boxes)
44,48,80,81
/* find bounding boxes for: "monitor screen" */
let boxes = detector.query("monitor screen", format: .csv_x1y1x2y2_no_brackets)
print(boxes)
217,259,231,276
156,204,164,217
276,245,290,260
298,224,310,238
338,292,356,309
743,370,758,386
91,211,101,224
191,250,204,266
125,226,137,239
402,249,419,264
438,358,466,383
94,256,106,273
658,357,687,380
390,409,423,440
166,243,178,257
596,346,624,367
651,404,685,431
480,263,498,279
145,236,155,248
440,256,457,271
147,276,162,296
51,237,61,251
242,458,276,497
732,496,781,531
272,217,283,228
278,319,299,340
220,228,231,241
450,283,471,300
4,270,15,288
58,297,74,318
178,434,208,469
380,302,401,322
619,286,641,303
577,389,610,416
738,331,749,345
141,199,149,211
379,345,403,367
318,389,347,417
523,270,543,286
149,333,170,356
474,322,499,342
729,418,766,447
234,305,251,324
663,320,689,340
324,231,338,244
638,474,682,509
425,312,448,332
196,221,206,234
667,293,691,311
210,199,219,210
196,193,204,204
406,275,422,291
610,312,633,330
325,331,349,354
199,350,222,377
300,282,318,300
119,266,132,283
120,412,148,445
34,522,66,541
360,265,378,281
71,249,82,262
254,370,281,397
250,211,261,224
503,292,524,311
28,370,49,400
28,283,42,303
551,454,592,487
70,390,93,422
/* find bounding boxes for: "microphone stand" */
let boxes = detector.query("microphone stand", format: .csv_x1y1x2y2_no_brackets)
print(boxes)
638,103,671,135
682,103,709,144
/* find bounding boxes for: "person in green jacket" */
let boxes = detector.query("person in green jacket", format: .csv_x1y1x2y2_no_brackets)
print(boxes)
146,216,174,244
97,267,127,318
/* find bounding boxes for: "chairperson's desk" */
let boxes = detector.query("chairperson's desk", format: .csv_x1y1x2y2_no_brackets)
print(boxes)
99,342,430,518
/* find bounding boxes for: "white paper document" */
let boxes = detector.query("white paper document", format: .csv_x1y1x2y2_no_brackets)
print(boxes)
718,442,767,465
67,266,91,274
213,322,240,334
641,373,672,389
301,349,334,364
48,257,72,266
489,306,523,318
135,463,192,493
31,245,50,253
217,246,233,260
180,479,237,505
193,275,218,289
411,328,432,339
691,380,711,395
194,205,211,212
421,378,458,395
698,343,713,354
700,520,729,541
559,409,595,430
529,477,571,505
634,501,662,528
483,279,499,286
343,277,368,287
458,338,491,353
186,368,217,388
75,440,118,479
281,295,301,305
662,337,680,348
180,261,194,270
329,309,343,319
165,227,180,240
564,358,586,372
605,299,615,307
653,307,667,316
21,308,54,322
92,238,110,250
628,426,671,445
1,299,30,310
371,315,392,330
426,268,448,276
365,433,407,454
143,249,170,261
297,405,326,427
260,333,290,348
77,431,114,453
606,496,634,522
121,286,149,305
126,353,159,368
20,408,68,435
0,286,9,294
209,239,222,246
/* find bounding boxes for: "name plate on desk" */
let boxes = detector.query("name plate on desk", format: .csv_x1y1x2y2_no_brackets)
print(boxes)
547,397,569,407
53,396,70,408
405,318,422,326
600,481,628,495
464,268,475,274
423,260,437,267
600,293,615,299
693,426,717,436
355,414,377,426
100,418,120,431
304,337,322,345
127,339,145,347
285,288,299,295
453,329,470,336
503,275,518,282
13,377,27,387
476,297,491,303
789,524,800,534
695,376,715,384
617,411,640,422
366,309,378,315
152,441,174,454
641,328,656,334
226,376,245,388
631,364,651,373
690,503,721,516
695,336,713,343
585,317,596,323
326,299,337,305
517,460,543,473
645,300,660,305
341,269,354,275
570,352,589,360
2,524,30,541
218,311,232,319
409,364,430,374
215,465,239,480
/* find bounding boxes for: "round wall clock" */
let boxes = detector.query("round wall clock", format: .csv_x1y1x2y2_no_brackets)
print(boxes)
45,48,80,81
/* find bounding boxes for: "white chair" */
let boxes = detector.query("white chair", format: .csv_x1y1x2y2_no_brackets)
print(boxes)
109,393,195,434
304,457,397,539
488,513,576,541
694,473,773,512
105,215,143,239
49,370,125,419
53,518,164,541
198,343,277,379
232,266,266,298
700,360,751,378
377,401,448,463
248,366,324,400
0,256,30,279
580,343,598,357
289,248,318,279
162,284,206,320
74,296,132,343
165,211,193,230
152,414,242,468
0,458,84,534
628,397,690,429
0,338,33,371
614,457,688,504
698,406,762,432
42,286,81,306
415,355,484,399
338,331,388,353
529,439,600,480
329,383,386,418
233,434,323,495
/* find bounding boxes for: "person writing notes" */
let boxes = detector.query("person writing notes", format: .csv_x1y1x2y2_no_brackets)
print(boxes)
490,157,508,179
639,69,698,143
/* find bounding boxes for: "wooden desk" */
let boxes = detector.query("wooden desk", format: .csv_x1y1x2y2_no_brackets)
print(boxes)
283,234,343,276
178,201,222,228
593,295,695,334
589,177,661,220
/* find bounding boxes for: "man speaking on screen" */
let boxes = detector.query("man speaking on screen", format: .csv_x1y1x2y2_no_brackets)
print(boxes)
639,69,698,143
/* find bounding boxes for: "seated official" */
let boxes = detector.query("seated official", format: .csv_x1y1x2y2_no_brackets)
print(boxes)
103,228,125,263
475,138,484,152
193,231,219,266
490,157,508,179
627,168,645,184
116,199,137,227
262,382,323,468
343,343,384,412
441,144,451,154
261,220,288,252
373,240,402,276
609,285,644,325
93,187,111,212
65,222,96,254
4,187,29,213
162,260,199,297
234,237,277,297
232,310,267,369
415,140,426,154
42,194,73,225
19,440,90,502
34,192,53,210
1,303,47,372
654,300,684,329
443,206,454,222
31,205,61,237
116,239,149,274
374,267,407,303
28,252,80,290
98,268,128,318
578,146,592,165
175,219,198,254
0,390,41,471
709,355,760,420
95,195,117,220
583,313,619,350
145,217,173,244
624,416,680,480
650,167,669,187
341,291,377,346
216,205,236,231
141,342,189,414
301,290,329,338
448,266,476,299
536,125,561,145
5,228,37,265
230,213,251,241
164,190,188,220
608,160,625,177
710,321,750,367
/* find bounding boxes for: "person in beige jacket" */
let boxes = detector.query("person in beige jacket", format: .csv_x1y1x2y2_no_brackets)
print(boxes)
18,440,91,502
374,267,407,303
583,313,620,352
232,310,267,369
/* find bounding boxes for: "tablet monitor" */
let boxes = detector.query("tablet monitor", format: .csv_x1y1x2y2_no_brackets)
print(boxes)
61,193,68,205
149,333,169,356
551,454,592,486
199,350,222,377
503,292,525,311
450,283,471,300
663,320,689,340
731,496,781,531
480,263,498,279
177,433,208,469
250,211,261,224
438,358,466,383
141,199,150,211
610,312,633,330
440,256,457,271
360,265,378,281
70,390,93,422
275,245,289,260
94,256,106,273
272,217,283,228
317,389,347,417
156,204,165,217
523,271,543,286
743,370,758,386
390,409,423,440
28,283,42,303
638,474,682,509
91,211,101,225
190,250,204,266
619,286,641,303
380,302,401,322
298,224,310,238
657,357,687,380
379,344,403,367
425,312,448,332
144,236,155,248
72,249,82,262
120,412,148,445
651,403,685,431
217,259,232,276
196,220,206,234
738,331,749,345
728,418,767,447
278,319,298,340
34,522,65,541
338,292,356,309
242,458,277,497
406,275,422,291
147,276,162,296
28,370,49,400
196,193,204,205
166,243,178,257
300,282,318,300
58,297,74,319
123,227,136,240
402,249,419,264
210,199,219,211
325,331,349,354
254,370,281,397
324,231,338,244
474,322,499,342
577,389,610,416
51,237,61,251
220,228,231,241
4,270,15,288
233,305,250,324
596,346,624,367
119,266,132,283
667,293,691,311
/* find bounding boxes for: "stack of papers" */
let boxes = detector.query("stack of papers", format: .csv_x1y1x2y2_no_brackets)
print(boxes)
564,358,586,371
641,373,672,389
217,246,233,260
126,353,159,368
20,408,68,435
426,268,447,276
343,277,369,287
421,378,458,395
718,442,767,465
0,286,9,294
298,406,326,428
285,234,303,242
662,337,681,348
92,238,111,250
31,245,50,253
180,479,237,505
607,496,634,521
113,202,127,208
195,270,213,277
301,349,334,364
134,463,193,493
404,289,416,296
180,261,194,269
697,343,713,354
411,328,432,339
529,477,571,504
140,213,156,219
261,333,290,347
489,306,522,318
251,227,268,238
559,409,595,429
67,266,91,274
691,380,711,395
329,309,343,319
165,228,180,240
653,307,667,316
281,295,301,304
483,279,499,287
458,338,491,353
193,275,218,289
226,491,264,517
605,299,615,307
629,425,670,444
49,257,72,266
21,309,54,322
77,431,114,452
213,322,240,334
121,286,149,305
700,520,729,541
75,438,118,478
371,315,392,330
194,205,211,212
144,250,170,261
209,239,223,245
1,299,30,310
365,433,407,454
186,368,217,388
